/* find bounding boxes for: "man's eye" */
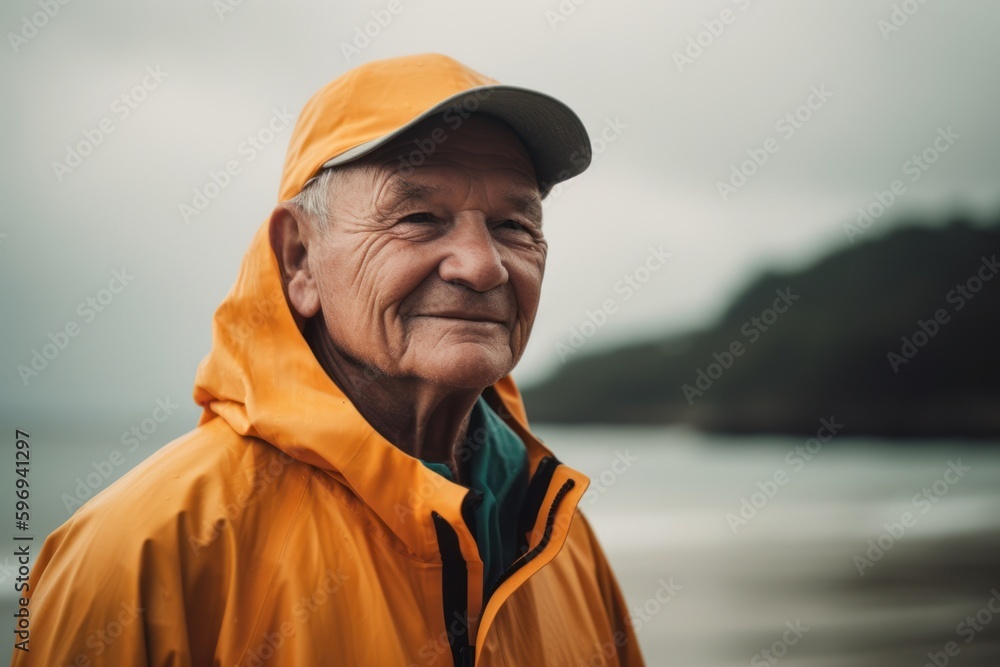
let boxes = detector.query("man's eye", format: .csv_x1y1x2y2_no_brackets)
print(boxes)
498,219,528,232
401,212,437,223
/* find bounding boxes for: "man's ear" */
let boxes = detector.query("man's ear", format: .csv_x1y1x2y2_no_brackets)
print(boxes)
269,204,321,319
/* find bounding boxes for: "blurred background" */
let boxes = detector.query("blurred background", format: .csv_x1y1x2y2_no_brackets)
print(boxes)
2,0,1000,664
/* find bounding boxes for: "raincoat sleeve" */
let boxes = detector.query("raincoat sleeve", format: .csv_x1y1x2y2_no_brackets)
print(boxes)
10,507,207,667
9,449,234,667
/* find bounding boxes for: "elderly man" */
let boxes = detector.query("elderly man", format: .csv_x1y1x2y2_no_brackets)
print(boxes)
15,54,644,666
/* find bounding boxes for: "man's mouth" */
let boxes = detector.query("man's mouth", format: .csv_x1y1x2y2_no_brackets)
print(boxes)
415,311,507,325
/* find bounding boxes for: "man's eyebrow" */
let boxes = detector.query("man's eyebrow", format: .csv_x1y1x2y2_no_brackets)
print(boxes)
385,180,441,209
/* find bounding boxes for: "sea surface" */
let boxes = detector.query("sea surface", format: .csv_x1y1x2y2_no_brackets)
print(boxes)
4,424,1000,666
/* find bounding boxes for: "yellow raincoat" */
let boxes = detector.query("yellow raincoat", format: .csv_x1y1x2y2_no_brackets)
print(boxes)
13,54,645,667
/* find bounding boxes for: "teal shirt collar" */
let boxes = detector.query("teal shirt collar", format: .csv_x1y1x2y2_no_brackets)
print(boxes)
420,396,530,591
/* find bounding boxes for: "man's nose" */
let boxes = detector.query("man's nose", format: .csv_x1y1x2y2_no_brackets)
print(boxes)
437,216,509,292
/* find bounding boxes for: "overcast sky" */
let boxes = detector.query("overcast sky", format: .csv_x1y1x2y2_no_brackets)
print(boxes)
3,0,999,418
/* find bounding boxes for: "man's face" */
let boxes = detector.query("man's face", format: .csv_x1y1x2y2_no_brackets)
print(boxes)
297,115,546,390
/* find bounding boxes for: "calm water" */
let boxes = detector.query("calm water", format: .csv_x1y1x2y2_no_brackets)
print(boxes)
5,424,1000,666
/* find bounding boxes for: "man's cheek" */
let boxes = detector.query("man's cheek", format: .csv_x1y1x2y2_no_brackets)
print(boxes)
511,266,545,315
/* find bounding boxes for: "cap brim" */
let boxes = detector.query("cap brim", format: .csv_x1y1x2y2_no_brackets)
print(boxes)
317,85,591,197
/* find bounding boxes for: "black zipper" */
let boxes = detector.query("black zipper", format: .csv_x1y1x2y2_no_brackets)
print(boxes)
433,461,575,666
516,456,560,554
432,489,482,667
483,477,576,605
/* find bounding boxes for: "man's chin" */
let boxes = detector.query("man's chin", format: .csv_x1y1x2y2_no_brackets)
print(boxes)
408,343,515,390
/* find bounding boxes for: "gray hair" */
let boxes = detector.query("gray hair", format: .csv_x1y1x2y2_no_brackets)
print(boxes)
284,168,339,228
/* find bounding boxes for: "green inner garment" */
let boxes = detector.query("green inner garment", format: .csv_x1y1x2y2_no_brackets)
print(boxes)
421,396,529,591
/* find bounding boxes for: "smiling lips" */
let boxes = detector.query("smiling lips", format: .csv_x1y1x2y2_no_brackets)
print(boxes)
417,311,508,326
404,287,516,329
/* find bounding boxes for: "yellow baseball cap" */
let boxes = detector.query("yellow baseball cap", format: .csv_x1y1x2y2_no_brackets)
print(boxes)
278,53,591,201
